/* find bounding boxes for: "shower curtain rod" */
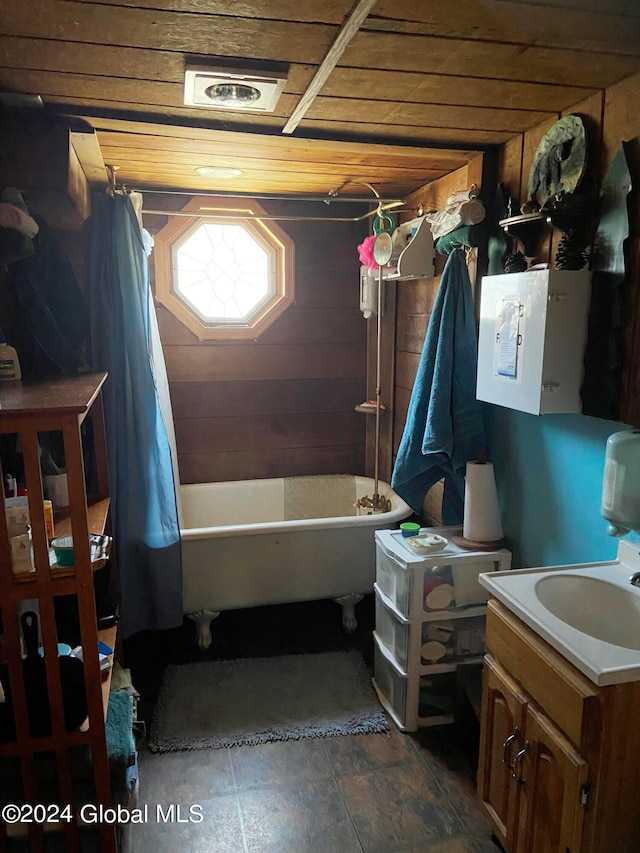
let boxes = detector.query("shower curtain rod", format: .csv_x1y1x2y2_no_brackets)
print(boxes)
142,204,409,223
132,187,405,205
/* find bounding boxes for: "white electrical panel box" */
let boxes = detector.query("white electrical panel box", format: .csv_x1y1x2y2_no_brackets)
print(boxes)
476,268,591,415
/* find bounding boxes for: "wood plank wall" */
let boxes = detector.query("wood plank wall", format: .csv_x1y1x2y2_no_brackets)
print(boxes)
496,74,640,426
144,197,369,484
383,71,640,527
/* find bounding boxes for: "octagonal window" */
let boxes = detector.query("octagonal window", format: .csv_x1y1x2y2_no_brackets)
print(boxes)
154,198,295,340
174,221,274,323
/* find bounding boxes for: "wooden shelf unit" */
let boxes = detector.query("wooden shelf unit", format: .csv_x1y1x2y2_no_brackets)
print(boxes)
0,373,117,853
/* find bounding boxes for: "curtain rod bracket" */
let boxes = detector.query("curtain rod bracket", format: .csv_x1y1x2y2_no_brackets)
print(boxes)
106,164,130,197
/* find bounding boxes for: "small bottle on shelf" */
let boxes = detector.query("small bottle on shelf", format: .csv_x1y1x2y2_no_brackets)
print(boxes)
0,331,21,381
4,473,16,497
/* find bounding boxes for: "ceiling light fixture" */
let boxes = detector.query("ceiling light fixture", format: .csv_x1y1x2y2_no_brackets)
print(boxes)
184,64,287,112
194,166,244,179
205,83,260,108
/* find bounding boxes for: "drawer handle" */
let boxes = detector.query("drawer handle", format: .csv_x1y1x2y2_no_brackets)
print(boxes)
502,728,520,770
512,742,530,783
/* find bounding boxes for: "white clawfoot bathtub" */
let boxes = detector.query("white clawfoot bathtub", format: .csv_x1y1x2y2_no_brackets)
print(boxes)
179,474,412,649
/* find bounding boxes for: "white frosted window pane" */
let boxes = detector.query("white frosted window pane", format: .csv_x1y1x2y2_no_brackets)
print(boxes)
239,272,269,292
203,223,223,247
178,228,214,264
185,281,215,315
174,268,208,290
241,257,269,275
235,287,263,316
214,241,235,270
226,296,243,319
208,296,226,320
211,274,236,305
222,224,243,244
173,221,279,326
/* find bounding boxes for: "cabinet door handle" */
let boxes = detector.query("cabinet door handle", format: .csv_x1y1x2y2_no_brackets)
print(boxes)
512,742,530,782
503,728,520,770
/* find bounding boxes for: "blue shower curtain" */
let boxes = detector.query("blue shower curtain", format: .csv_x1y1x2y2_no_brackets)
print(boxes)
85,193,182,639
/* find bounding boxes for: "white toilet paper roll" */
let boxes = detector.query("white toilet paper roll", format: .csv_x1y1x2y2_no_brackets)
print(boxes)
463,461,504,543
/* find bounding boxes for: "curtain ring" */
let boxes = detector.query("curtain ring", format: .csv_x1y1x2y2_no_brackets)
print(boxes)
373,212,395,234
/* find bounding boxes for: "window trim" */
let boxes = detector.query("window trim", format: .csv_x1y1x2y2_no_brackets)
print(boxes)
153,196,295,341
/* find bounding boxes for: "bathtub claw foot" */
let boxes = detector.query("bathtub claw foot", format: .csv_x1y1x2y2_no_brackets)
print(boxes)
334,594,364,633
188,609,221,650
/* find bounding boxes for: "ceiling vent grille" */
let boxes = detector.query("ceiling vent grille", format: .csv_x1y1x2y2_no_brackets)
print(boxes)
184,65,287,112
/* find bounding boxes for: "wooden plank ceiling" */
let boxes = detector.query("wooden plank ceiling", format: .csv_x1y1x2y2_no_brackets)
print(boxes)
1,0,639,199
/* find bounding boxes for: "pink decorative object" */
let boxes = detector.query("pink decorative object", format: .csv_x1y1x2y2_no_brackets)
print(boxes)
357,234,378,269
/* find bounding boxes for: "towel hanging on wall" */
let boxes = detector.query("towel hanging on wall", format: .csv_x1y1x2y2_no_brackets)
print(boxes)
435,224,483,255
391,249,486,524
424,188,486,241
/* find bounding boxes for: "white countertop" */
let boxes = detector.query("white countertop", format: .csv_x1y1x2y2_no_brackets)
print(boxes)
479,539,640,686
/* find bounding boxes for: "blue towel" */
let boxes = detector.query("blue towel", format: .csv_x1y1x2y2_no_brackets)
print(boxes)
106,690,137,804
391,249,486,523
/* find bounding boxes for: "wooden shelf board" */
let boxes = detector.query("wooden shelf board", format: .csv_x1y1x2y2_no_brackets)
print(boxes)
54,497,111,538
48,558,109,580
419,655,484,676
499,212,545,228
10,527,111,584
0,373,107,420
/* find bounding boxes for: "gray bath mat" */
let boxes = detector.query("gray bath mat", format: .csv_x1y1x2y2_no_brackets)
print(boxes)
148,650,387,752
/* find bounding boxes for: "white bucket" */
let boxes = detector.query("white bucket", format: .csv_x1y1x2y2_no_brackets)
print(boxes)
45,473,69,509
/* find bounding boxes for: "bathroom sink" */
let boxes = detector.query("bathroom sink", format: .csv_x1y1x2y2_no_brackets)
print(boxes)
478,540,640,685
535,574,640,650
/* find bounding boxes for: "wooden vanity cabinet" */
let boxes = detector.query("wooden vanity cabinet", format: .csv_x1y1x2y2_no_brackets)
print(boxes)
479,656,527,852
514,703,588,853
478,599,640,853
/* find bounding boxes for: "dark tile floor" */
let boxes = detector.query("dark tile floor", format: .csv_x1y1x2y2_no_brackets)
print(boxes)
121,597,497,853
123,724,497,853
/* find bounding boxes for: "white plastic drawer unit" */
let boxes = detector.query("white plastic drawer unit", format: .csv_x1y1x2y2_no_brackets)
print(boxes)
374,527,511,620
420,614,486,664
373,640,408,725
374,586,487,671
373,636,459,731
476,268,591,415
418,671,457,720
